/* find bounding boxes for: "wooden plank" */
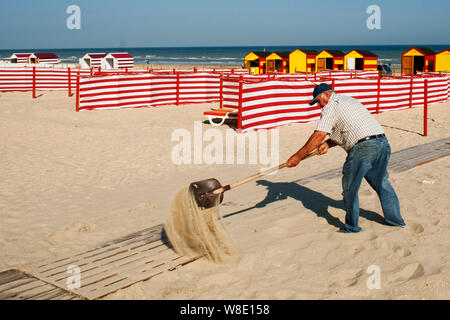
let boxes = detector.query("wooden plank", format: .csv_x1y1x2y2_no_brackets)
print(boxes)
38,239,167,284
37,234,163,278
0,269,82,300
13,283,59,300
0,269,28,286
27,288,73,300
0,280,50,300
415,152,450,167
91,255,198,299
0,278,36,294
37,225,164,269
35,240,195,300
46,244,179,299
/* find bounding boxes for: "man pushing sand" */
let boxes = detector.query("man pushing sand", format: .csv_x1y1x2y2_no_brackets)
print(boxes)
287,83,406,233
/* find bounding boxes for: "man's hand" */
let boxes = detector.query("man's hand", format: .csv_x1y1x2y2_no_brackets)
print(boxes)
287,154,302,167
318,141,329,155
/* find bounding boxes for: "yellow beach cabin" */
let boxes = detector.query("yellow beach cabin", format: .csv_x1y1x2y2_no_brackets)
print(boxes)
344,49,378,71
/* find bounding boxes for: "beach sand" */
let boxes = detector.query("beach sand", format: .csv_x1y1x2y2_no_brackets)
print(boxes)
0,88,448,299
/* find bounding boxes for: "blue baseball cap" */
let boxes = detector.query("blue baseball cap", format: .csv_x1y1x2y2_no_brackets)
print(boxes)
309,83,332,105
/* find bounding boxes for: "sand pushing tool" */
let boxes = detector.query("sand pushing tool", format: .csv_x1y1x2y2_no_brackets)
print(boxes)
190,150,320,210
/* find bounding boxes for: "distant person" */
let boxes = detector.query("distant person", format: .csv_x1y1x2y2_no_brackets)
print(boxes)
377,64,383,77
287,83,406,233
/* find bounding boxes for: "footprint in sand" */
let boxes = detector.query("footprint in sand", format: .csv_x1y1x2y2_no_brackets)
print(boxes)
396,247,411,257
48,222,96,238
393,263,424,282
68,222,96,233
389,243,412,257
407,222,424,234
430,219,440,226
329,268,363,288
352,244,365,255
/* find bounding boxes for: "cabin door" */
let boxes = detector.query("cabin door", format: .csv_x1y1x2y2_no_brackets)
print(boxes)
317,58,326,72
267,60,275,73
106,58,115,69
325,58,333,70
402,56,413,75
355,58,364,70
347,58,355,70
413,56,425,74
275,60,282,72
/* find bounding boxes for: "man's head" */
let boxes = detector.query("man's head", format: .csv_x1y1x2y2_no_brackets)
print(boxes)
309,83,333,107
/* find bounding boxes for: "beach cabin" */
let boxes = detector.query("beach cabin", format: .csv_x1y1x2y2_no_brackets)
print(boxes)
401,47,436,75
102,53,134,69
315,50,345,72
435,49,450,72
9,53,32,64
289,49,318,73
266,52,290,73
344,49,378,71
80,53,107,69
29,53,59,64
244,51,271,74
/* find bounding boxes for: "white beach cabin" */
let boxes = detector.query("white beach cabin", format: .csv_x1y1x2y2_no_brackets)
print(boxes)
29,53,59,64
9,53,32,64
79,53,107,68
102,53,134,69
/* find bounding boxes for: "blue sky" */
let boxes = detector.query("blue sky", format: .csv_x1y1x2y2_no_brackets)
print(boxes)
0,0,449,49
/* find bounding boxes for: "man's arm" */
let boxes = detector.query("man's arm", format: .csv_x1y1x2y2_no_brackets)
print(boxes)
287,130,328,167
318,138,338,155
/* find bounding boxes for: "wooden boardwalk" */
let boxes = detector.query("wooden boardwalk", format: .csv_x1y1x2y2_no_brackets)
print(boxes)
0,225,197,300
0,137,448,300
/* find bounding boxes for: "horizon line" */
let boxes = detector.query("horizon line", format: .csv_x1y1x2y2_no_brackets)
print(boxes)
1,43,449,51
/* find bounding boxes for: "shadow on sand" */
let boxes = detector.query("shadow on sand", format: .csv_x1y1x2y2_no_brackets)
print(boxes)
223,180,389,229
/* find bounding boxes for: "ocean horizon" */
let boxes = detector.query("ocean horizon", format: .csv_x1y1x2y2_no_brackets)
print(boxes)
1,44,449,68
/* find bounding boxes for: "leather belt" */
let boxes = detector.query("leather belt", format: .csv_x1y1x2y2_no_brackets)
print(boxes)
357,134,385,144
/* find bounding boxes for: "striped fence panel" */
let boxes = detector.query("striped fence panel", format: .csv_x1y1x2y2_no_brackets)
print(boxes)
234,74,449,132
240,80,321,132
333,78,379,112
78,72,224,110
79,74,154,110
0,67,90,92
0,67,34,91
222,77,240,109
221,75,278,109
178,72,221,104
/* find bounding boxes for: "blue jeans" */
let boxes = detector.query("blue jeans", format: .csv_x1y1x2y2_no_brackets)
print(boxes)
341,136,405,233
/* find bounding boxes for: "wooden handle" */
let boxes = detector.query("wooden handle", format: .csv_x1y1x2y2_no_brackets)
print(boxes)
212,149,320,195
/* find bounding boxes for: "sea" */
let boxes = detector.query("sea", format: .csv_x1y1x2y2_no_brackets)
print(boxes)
0,45,448,68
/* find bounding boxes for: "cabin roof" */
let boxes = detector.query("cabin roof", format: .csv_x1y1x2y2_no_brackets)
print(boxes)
351,49,378,57
108,53,133,59
250,51,272,58
323,49,345,57
33,53,58,59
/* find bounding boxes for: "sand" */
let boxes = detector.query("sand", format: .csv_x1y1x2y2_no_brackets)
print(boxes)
0,88,449,300
164,187,239,263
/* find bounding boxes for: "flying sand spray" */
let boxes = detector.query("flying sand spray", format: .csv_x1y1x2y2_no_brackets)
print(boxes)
165,151,320,263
